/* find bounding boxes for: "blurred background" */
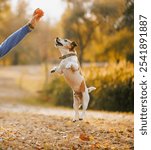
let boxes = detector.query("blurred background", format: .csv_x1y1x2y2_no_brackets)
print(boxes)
0,0,134,112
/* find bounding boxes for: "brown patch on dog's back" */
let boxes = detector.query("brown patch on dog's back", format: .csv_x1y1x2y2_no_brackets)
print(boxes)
74,92,82,100
79,80,85,92
73,80,85,102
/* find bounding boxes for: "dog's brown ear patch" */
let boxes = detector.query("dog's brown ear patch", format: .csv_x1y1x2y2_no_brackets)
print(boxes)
79,80,85,92
69,41,78,51
71,41,78,47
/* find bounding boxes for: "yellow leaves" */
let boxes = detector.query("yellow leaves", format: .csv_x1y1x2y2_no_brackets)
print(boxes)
111,146,118,150
103,142,110,149
79,133,102,150
127,128,133,133
65,120,72,126
0,111,133,149
44,143,51,150
0,127,6,131
94,142,101,148
91,142,101,149
89,135,95,141
109,128,116,133
79,133,94,142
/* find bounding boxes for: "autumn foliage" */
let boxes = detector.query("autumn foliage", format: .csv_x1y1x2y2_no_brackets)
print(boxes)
0,0,134,112
43,61,134,112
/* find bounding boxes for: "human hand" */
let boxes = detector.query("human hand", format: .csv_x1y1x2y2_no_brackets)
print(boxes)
28,8,44,29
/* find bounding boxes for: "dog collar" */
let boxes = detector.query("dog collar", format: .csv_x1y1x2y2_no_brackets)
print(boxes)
59,53,77,60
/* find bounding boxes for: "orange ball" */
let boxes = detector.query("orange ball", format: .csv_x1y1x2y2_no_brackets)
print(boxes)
34,8,44,17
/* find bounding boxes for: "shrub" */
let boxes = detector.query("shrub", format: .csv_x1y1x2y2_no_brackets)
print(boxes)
42,61,134,112
44,77,73,107
85,61,134,112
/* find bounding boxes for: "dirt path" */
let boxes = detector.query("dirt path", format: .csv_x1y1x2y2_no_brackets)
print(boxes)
0,104,133,150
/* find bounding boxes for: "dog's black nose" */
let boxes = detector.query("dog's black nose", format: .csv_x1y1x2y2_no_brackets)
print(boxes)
56,37,59,40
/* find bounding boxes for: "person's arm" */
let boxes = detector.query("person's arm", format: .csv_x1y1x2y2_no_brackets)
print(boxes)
0,25,31,58
0,8,44,58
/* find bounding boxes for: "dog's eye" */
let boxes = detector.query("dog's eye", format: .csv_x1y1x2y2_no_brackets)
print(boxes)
64,39,68,42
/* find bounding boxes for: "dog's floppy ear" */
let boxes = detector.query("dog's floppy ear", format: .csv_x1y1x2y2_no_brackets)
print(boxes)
70,41,78,51
71,41,78,47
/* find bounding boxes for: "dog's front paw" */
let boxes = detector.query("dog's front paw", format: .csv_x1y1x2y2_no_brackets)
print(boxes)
72,119,79,122
50,70,55,73
50,67,57,73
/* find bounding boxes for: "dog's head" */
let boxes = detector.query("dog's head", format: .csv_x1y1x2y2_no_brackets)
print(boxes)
55,37,78,55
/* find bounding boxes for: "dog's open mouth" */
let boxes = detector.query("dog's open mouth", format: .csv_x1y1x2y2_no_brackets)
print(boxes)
55,38,63,46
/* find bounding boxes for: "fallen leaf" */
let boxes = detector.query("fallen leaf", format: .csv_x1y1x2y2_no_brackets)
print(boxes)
79,133,90,141
91,142,101,149
89,135,94,141
95,142,101,148
65,121,72,126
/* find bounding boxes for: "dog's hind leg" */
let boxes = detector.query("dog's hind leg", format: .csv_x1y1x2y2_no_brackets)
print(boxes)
73,95,80,122
80,90,90,120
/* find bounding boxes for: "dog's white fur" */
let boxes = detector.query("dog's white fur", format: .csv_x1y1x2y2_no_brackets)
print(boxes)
50,37,96,122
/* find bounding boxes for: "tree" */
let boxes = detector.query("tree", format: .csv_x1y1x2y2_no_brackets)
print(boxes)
0,0,10,22
114,0,134,30
112,0,134,62
10,0,28,65
61,0,123,65
0,0,12,65
89,0,134,63
0,0,59,65
61,0,98,65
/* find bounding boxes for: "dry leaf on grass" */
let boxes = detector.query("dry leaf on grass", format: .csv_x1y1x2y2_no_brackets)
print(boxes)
0,111,133,150
91,142,101,149
79,133,90,141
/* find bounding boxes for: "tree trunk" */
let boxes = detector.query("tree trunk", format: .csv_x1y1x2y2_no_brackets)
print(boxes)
43,49,49,97
44,59,48,88
79,47,84,66
12,52,19,65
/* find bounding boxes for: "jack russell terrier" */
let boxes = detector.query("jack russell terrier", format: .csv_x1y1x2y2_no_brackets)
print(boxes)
50,37,96,122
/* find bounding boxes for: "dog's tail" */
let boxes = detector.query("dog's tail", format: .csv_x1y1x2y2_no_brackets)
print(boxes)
88,86,96,93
